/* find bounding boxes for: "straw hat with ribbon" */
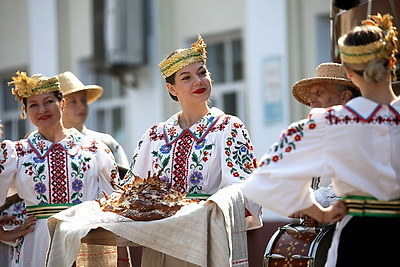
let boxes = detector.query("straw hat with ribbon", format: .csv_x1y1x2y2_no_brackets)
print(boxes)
292,63,359,106
57,71,103,104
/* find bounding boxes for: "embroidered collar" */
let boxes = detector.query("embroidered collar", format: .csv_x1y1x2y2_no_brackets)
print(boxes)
163,107,224,144
27,128,83,158
343,97,400,121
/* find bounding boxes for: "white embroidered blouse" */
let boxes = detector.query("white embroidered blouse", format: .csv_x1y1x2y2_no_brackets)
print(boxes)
121,107,262,228
0,128,118,266
241,97,400,216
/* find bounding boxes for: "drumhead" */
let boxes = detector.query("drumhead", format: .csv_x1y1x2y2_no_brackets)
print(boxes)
264,223,335,267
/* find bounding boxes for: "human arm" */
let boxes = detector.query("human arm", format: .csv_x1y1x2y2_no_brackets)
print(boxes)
0,215,36,242
96,141,120,196
302,200,347,224
0,140,18,206
290,183,340,218
218,116,262,229
240,111,333,217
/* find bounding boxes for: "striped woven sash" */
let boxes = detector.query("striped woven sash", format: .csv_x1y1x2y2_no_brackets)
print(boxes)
26,203,76,219
342,196,400,217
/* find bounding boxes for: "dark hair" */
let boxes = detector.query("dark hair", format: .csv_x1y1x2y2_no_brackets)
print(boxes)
165,73,178,102
163,50,182,102
22,91,64,110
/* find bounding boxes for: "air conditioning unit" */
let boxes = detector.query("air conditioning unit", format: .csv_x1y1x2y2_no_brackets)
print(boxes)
93,0,147,69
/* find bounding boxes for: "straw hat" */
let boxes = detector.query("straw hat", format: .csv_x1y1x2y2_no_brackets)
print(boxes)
57,71,103,104
292,63,358,106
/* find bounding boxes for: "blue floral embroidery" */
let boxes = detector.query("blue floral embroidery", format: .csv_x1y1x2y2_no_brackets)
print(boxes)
195,139,206,149
13,202,25,214
190,171,203,185
34,182,47,194
33,157,45,163
72,179,83,191
160,144,172,154
188,171,203,194
239,144,248,153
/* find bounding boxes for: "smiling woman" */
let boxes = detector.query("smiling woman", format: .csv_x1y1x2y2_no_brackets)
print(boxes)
120,35,263,267
0,71,120,266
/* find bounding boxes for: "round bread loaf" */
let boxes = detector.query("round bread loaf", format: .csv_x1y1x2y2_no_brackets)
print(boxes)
98,172,196,221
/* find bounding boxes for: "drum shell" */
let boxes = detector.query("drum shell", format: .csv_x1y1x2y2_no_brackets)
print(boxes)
264,223,334,267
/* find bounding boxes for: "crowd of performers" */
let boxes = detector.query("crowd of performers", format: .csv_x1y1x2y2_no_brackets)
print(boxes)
1,13,399,267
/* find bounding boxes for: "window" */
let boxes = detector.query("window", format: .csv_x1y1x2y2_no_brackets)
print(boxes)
316,14,331,64
0,70,29,140
205,32,245,119
83,69,127,149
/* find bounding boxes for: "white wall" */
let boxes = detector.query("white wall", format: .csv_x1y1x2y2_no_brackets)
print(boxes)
27,0,59,76
0,0,29,70
244,0,290,159
58,0,93,72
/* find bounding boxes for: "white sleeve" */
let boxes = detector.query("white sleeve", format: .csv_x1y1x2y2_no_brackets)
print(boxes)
314,184,340,207
241,112,333,217
0,140,18,206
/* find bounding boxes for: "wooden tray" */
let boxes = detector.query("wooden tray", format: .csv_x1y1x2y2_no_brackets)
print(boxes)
81,228,141,247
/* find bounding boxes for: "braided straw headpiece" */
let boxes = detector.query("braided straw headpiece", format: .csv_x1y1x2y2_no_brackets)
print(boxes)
8,71,61,119
338,13,398,66
159,35,207,79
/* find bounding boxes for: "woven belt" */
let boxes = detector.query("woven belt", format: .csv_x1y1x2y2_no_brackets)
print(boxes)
342,196,400,217
26,203,76,219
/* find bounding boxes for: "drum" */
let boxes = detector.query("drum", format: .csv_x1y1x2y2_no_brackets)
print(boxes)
264,223,335,267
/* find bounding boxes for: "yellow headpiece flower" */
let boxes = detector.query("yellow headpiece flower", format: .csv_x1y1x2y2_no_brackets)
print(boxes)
158,35,207,79
338,13,398,65
8,71,61,119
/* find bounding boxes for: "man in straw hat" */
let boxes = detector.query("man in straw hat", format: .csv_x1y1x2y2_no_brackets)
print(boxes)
57,71,131,266
58,71,129,169
290,62,360,219
292,62,361,108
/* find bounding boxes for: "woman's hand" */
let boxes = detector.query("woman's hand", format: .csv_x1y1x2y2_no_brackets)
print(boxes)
0,215,37,242
321,200,347,224
302,200,347,224
289,211,305,219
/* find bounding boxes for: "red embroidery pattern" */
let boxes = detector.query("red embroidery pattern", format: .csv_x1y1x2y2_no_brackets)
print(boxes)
150,125,165,141
49,144,69,203
171,131,194,193
211,116,230,132
327,106,400,125
15,142,28,157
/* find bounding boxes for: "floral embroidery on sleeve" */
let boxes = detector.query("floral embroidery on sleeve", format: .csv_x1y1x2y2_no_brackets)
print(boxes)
0,142,8,174
224,121,257,180
260,119,317,167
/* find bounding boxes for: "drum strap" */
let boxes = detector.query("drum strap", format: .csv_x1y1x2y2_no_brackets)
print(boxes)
26,203,76,219
342,196,400,217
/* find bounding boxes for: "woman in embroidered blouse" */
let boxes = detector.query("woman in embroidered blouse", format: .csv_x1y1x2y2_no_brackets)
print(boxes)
0,123,36,244
121,35,262,266
241,13,400,267
0,72,119,267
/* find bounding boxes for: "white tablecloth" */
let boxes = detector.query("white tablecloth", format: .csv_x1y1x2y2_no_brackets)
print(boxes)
46,185,249,267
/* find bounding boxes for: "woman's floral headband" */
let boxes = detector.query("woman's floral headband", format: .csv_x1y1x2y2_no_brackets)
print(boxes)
8,71,61,119
159,35,207,79
338,13,398,66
